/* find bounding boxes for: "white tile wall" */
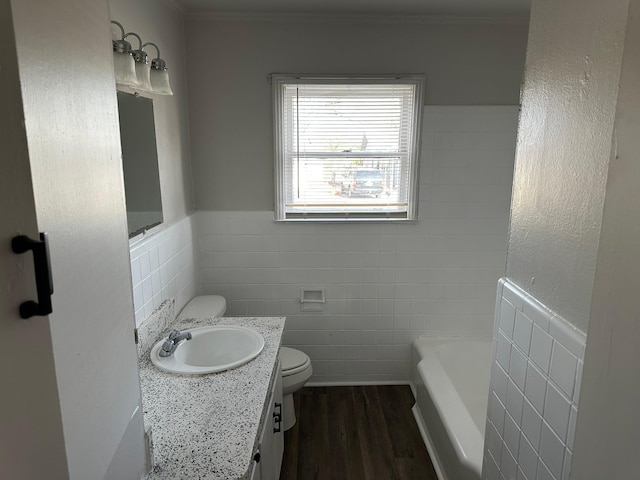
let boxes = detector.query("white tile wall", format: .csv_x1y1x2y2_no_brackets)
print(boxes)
196,106,518,383
129,215,197,326
483,279,586,480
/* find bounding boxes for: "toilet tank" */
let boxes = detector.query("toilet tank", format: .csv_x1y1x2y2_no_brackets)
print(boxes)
177,295,226,320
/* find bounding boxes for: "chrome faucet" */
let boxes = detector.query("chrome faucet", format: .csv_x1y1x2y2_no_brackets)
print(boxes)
158,329,192,357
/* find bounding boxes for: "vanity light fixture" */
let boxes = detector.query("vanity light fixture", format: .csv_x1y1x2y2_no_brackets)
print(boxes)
124,32,152,92
110,20,173,96
142,42,174,96
111,21,138,88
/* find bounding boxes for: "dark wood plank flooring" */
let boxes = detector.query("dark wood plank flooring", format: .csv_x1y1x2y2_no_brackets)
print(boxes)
280,385,438,480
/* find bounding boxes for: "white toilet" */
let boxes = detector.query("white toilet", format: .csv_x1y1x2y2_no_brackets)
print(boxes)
280,346,313,431
177,295,227,320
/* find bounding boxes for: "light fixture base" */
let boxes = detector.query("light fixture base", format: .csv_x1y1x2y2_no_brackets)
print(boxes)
131,49,149,64
151,58,167,71
113,39,131,54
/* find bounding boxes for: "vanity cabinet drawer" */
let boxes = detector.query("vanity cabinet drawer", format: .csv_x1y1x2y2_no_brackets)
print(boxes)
256,358,284,480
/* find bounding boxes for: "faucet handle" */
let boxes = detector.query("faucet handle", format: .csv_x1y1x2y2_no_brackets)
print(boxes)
163,332,178,347
158,329,191,358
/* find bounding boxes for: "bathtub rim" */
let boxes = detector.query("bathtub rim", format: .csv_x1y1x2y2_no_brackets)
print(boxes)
412,403,448,480
412,336,492,480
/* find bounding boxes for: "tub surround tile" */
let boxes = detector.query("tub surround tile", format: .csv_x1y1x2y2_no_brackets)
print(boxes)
497,331,512,370
549,342,577,399
503,411,521,458
509,347,528,392
499,299,516,338
548,316,585,359
483,279,586,480
513,310,533,355
502,281,525,311
488,420,504,463
484,452,501,480
567,406,577,450
539,421,564,479
489,392,506,435
537,459,554,480
561,449,572,480
522,299,552,333
529,325,553,374
518,433,538,480
521,398,542,449
505,379,524,423
517,467,530,480
139,316,285,480
573,361,583,404
500,445,518,480
524,361,547,413
543,383,571,442
492,363,509,406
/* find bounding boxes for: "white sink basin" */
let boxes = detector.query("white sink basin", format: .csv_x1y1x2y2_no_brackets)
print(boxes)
150,325,265,375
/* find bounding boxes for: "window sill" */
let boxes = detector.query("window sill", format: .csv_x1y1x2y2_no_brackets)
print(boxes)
273,217,418,224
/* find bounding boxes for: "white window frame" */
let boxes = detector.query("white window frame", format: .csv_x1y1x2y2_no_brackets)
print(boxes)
272,74,425,222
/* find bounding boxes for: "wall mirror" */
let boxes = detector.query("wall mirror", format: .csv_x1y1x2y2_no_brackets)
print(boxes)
117,92,163,238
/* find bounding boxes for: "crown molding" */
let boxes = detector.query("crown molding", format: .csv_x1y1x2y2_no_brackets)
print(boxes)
184,10,529,25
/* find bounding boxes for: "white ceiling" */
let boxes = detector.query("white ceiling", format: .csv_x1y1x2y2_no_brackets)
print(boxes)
177,0,531,17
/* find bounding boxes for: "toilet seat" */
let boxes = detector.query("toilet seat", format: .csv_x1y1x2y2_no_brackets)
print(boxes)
281,347,311,376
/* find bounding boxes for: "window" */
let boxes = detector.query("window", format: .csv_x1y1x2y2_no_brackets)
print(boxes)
272,75,425,221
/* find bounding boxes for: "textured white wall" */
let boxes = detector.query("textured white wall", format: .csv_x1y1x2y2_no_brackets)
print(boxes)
110,0,195,226
196,106,518,383
505,0,628,332
184,18,528,210
572,1,640,477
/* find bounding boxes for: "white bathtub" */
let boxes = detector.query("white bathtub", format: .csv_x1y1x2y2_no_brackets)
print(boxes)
411,337,493,480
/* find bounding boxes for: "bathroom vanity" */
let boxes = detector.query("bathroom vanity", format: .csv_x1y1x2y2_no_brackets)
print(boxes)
138,316,286,479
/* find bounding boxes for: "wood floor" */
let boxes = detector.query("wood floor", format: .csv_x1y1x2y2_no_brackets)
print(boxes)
280,385,438,480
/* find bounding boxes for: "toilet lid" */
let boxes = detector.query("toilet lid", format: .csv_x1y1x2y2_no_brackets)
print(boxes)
281,347,310,373
178,295,226,320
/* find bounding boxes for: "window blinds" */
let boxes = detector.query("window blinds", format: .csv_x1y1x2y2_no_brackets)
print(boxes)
273,76,424,221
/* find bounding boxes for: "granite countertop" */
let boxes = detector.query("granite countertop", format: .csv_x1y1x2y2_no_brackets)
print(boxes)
138,316,286,480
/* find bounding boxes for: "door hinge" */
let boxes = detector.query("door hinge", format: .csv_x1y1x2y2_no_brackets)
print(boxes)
134,328,139,344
